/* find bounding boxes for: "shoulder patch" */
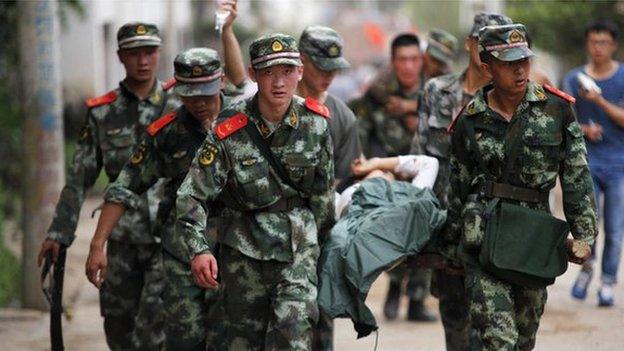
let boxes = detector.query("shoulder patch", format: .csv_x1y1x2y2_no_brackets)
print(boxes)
305,97,330,118
214,113,248,140
147,111,177,136
543,84,576,103
85,90,117,108
447,103,469,133
162,77,176,91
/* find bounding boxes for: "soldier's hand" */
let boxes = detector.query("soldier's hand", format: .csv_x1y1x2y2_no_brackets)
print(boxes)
191,253,219,290
37,239,61,267
403,115,419,133
351,157,377,177
221,0,238,30
566,238,592,265
386,96,418,117
85,246,108,288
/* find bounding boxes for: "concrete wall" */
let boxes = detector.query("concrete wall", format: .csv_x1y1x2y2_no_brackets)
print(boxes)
60,0,191,103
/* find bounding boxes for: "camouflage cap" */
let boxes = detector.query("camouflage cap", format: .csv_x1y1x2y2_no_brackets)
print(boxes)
479,24,534,62
173,48,222,97
117,22,162,49
250,33,302,70
299,25,350,71
470,12,513,37
426,29,458,66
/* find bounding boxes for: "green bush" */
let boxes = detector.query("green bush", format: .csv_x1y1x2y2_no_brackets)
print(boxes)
0,184,20,307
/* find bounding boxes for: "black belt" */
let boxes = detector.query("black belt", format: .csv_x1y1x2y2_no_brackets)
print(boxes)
254,197,307,213
475,180,549,203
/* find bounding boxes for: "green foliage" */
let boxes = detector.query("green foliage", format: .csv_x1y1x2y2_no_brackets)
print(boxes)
0,184,21,307
507,0,624,67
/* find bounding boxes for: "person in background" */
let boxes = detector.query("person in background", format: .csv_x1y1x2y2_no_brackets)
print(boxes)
354,33,423,158
422,29,458,80
296,25,362,351
564,19,624,307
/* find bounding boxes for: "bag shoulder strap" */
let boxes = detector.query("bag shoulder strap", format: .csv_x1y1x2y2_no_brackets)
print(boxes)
463,118,494,180
501,115,528,183
243,122,306,194
464,114,529,183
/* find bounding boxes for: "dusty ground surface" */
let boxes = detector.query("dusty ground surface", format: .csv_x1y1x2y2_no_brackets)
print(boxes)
1,196,622,350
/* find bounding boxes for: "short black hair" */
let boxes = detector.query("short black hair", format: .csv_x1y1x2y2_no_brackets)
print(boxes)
585,20,619,40
391,33,420,58
479,50,495,64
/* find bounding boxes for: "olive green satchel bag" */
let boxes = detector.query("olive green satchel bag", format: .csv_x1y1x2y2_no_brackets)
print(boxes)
465,117,569,288
478,198,569,288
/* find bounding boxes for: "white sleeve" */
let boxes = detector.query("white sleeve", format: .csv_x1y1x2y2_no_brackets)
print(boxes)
335,184,361,219
394,155,439,189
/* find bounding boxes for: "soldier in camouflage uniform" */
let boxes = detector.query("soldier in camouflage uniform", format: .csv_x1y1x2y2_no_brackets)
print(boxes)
447,24,597,350
412,13,512,351
296,25,362,351
422,29,458,80
37,22,179,350
176,33,334,350
86,48,237,350
354,33,422,158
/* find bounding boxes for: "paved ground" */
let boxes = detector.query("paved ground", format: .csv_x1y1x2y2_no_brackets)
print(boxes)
1,196,623,350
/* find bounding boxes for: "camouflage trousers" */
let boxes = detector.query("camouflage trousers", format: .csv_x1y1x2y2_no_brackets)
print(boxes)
388,263,432,301
215,244,320,351
312,311,333,351
465,264,547,351
163,250,218,351
100,240,164,351
431,269,470,351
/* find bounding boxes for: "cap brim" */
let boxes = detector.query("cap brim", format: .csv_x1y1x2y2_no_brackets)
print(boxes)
491,46,535,62
119,39,162,49
174,79,221,97
308,56,350,71
427,47,453,66
253,58,302,70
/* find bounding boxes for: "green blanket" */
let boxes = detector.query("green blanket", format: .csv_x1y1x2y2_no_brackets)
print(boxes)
317,177,446,337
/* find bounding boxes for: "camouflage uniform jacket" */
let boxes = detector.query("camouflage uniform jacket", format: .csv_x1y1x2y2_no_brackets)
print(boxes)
105,97,232,262
447,82,597,257
47,80,180,246
356,69,420,156
415,71,472,207
176,94,335,262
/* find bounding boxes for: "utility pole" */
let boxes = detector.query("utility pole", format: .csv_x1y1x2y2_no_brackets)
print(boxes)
18,0,65,310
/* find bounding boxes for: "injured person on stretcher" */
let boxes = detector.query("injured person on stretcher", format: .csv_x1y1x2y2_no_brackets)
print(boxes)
334,155,440,220
319,154,448,338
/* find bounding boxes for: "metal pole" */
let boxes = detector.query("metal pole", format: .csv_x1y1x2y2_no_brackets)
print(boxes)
19,0,65,310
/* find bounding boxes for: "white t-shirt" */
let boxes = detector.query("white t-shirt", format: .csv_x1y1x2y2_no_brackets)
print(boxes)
334,155,439,219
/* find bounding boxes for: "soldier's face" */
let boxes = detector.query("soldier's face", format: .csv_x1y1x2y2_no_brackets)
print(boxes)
483,57,531,95
391,45,422,89
118,46,160,82
422,53,445,78
586,31,617,63
181,94,221,124
250,64,303,106
301,55,338,93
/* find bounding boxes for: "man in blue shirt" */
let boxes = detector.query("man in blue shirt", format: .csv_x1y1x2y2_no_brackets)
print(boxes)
563,20,624,307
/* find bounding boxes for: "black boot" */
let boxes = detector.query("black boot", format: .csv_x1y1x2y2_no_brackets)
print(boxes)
383,281,401,320
407,299,437,322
